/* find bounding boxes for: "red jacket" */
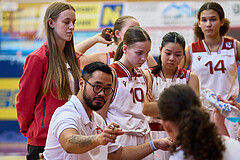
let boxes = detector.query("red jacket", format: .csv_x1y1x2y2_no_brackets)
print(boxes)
16,43,67,146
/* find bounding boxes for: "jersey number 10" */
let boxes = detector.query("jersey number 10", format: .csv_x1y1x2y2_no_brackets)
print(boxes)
130,88,144,103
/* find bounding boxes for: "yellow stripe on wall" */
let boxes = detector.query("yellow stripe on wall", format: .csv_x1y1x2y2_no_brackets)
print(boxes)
0,108,18,120
0,78,20,120
0,78,20,89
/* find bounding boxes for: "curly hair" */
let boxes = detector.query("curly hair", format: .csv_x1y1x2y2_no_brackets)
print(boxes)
194,2,230,40
158,84,225,160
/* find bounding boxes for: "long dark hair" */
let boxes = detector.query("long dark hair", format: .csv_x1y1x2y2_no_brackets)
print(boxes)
194,2,230,40
152,32,186,74
158,84,225,160
114,26,151,61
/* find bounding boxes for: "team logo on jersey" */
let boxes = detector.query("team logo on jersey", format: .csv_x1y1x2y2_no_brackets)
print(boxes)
180,72,184,78
96,127,103,134
226,42,232,48
197,56,202,61
122,81,126,87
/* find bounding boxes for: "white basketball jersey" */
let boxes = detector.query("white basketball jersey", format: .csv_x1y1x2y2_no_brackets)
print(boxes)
190,38,239,140
107,51,115,65
108,61,150,136
149,67,190,123
189,38,239,100
151,67,190,101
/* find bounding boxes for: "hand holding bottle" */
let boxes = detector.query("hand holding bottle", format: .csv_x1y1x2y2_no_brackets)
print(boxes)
200,89,240,123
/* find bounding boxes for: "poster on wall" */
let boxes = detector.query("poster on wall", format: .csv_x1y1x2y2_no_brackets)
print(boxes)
123,1,201,27
72,2,101,30
122,1,202,56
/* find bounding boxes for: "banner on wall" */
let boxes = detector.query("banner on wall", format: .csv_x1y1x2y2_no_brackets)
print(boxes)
124,1,201,27
124,1,240,28
0,78,19,120
2,3,43,34
1,3,46,56
100,3,123,28
72,3,101,30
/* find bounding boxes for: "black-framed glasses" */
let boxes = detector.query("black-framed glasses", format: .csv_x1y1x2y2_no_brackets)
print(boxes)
83,77,114,95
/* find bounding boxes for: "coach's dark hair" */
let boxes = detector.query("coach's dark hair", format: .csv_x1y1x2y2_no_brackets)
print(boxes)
194,2,230,40
82,62,113,81
114,26,151,61
152,32,186,74
158,84,225,160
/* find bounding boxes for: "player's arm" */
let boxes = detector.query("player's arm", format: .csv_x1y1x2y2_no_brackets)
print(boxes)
212,108,229,137
79,53,108,70
188,72,199,97
75,29,113,54
108,138,172,160
142,69,160,117
59,123,123,154
236,40,240,62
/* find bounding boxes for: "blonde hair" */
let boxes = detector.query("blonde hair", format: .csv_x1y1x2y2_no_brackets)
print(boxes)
113,16,138,45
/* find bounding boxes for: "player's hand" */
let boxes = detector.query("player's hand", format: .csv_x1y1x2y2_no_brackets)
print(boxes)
154,137,173,151
218,95,240,110
212,108,225,125
147,89,155,102
101,28,114,46
228,97,240,110
93,32,113,46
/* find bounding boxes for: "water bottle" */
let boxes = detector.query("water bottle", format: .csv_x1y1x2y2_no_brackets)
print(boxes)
200,89,240,123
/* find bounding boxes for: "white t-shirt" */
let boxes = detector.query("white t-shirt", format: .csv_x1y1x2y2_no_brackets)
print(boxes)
169,136,240,160
43,95,120,160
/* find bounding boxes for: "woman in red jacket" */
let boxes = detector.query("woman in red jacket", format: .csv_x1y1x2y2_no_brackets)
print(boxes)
16,2,81,159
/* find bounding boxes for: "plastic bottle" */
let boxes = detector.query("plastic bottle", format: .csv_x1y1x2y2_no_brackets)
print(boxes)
200,89,240,123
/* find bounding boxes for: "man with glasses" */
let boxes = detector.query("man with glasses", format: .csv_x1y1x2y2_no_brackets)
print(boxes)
43,62,172,160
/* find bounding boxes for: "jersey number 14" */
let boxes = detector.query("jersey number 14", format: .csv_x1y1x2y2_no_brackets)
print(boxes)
205,60,226,74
